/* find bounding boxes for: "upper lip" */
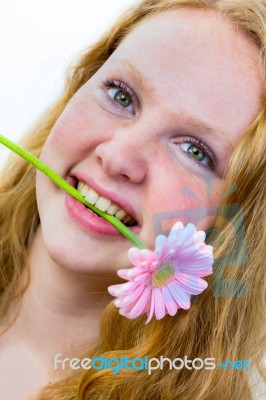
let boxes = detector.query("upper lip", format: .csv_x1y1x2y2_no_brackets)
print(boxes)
72,172,140,225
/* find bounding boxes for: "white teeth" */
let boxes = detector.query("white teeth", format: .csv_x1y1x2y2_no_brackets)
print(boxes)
85,189,99,205
76,179,137,225
106,204,119,215
81,184,90,197
95,197,111,212
77,181,85,192
115,209,127,220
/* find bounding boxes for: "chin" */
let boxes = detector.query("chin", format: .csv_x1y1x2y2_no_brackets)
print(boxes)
36,174,135,275
38,216,130,277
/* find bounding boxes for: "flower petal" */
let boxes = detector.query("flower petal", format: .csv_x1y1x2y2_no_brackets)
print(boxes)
154,288,166,320
117,267,149,280
174,273,208,295
145,290,155,324
127,287,151,318
155,235,168,259
117,269,133,280
119,221,213,322
177,243,212,260
168,282,191,309
119,308,135,319
118,284,145,306
167,221,184,244
108,281,137,296
140,249,156,261
172,221,184,230
133,271,151,283
167,223,194,248
179,255,213,276
127,247,144,265
193,230,206,246
163,286,179,316
119,301,137,314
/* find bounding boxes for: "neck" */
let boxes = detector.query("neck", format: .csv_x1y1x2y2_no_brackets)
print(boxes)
2,226,121,368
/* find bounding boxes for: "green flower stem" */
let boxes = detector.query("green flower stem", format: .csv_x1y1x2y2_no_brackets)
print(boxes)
0,134,146,249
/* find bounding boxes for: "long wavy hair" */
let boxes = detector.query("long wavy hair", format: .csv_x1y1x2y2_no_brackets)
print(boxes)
0,0,265,399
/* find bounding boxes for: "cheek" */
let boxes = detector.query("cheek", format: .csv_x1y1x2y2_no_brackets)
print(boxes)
39,102,97,168
147,172,224,235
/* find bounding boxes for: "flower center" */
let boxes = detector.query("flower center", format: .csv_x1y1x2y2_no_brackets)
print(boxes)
151,262,175,287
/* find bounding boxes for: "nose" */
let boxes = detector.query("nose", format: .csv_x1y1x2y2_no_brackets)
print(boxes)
94,129,148,183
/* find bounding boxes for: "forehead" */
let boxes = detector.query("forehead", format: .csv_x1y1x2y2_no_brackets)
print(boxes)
105,8,262,145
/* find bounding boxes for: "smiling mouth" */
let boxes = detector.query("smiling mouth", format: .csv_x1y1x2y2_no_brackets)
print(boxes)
73,178,138,227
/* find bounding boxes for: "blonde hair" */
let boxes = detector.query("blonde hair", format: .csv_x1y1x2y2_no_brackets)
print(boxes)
0,0,265,399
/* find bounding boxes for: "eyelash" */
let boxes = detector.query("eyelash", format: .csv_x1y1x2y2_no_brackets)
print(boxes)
101,79,217,170
179,137,217,170
102,79,137,111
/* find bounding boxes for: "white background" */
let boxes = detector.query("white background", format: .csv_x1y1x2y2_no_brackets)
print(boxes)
0,0,137,168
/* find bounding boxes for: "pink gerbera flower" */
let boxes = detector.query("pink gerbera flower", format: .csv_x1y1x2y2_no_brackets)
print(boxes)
108,222,213,324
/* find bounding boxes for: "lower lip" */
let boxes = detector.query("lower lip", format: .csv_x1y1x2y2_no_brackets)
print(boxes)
65,176,141,236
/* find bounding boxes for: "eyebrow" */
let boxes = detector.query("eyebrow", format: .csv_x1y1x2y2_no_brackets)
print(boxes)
112,59,234,153
170,112,234,154
113,59,154,97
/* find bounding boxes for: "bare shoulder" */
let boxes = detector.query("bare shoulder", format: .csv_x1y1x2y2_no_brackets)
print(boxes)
0,337,47,400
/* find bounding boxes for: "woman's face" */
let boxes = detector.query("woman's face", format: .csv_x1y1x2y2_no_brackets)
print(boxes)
36,8,262,275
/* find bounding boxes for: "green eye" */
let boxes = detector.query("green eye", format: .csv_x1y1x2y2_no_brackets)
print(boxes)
187,144,205,162
104,80,135,112
178,139,215,169
113,90,132,108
